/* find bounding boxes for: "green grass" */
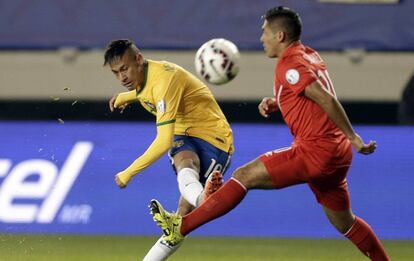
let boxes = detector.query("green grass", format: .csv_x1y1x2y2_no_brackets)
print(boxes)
0,235,412,261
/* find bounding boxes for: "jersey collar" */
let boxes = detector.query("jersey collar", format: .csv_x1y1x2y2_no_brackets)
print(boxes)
279,41,303,61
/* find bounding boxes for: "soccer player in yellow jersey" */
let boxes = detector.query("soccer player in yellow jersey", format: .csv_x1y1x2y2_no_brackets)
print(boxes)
103,39,234,260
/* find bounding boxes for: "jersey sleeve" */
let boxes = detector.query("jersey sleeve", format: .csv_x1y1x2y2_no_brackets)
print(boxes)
114,90,138,108
278,57,317,95
116,123,174,185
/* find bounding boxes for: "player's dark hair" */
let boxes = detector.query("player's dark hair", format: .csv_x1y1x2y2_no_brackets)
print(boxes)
103,39,139,66
263,6,302,41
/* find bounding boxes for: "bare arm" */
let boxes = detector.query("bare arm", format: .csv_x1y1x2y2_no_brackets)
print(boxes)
304,80,376,155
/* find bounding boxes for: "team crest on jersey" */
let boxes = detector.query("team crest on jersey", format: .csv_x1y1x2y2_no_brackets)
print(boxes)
286,69,300,85
173,140,184,148
157,100,166,114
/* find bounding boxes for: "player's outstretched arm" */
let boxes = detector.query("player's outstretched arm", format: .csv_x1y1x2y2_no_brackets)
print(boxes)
115,123,175,188
258,97,279,118
304,80,376,155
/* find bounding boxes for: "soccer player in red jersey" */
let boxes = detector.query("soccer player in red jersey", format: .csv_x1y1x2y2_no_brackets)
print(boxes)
150,6,390,261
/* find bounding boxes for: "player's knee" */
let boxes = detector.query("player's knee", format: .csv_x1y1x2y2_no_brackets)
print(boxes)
176,158,200,173
232,166,254,189
173,151,201,173
327,212,355,234
334,221,353,234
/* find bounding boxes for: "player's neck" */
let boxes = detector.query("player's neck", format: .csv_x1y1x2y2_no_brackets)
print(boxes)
135,60,148,93
278,40,301,58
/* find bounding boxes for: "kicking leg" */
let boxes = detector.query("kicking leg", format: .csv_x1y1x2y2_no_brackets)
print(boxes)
323,206,390,261
145,149,200,261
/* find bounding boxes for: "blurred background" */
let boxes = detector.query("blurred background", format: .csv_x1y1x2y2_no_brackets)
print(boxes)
0,0,413,260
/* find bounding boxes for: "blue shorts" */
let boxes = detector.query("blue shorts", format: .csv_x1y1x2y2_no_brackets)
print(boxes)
168,135,231,184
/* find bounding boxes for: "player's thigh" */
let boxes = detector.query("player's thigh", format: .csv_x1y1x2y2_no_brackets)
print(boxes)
173,150,201,172
232,157,274,189
308,166,351,212
259,147,308,189
169,135,201,173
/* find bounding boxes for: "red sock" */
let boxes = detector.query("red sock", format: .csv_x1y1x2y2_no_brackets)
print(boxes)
344,217,390,261
181,178,247,235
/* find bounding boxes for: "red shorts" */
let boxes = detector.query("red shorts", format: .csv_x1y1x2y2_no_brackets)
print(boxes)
259,141,353,211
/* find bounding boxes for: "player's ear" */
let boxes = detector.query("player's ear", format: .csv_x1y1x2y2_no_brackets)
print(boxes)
275,31,284,42
135,52,143,65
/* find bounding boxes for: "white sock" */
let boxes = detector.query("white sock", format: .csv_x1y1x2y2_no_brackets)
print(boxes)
143,236,183,261
177,167,203,207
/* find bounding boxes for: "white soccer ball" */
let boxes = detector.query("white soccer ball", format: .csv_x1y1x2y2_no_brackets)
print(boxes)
195,38,240,85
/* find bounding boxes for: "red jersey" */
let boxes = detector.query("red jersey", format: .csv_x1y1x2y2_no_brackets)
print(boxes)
275,42,344,142
274,42,351,171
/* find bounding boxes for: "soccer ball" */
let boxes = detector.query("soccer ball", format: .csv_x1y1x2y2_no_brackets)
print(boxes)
195,38,240,85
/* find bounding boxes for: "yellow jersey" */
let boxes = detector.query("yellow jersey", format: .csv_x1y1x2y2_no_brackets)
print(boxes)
114,59,233,185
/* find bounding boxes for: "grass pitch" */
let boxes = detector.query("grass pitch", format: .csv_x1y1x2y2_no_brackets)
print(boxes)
1,234,413,261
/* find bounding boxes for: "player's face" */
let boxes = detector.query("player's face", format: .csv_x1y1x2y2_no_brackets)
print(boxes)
260,20,280,58
110,51,145,91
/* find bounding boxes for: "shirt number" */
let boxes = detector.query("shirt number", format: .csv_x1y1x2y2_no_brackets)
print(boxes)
317,70,337,98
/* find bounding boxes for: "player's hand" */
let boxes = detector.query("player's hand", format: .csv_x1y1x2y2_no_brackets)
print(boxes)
115,174,127,189
350,133,377,155
258,97,278,118
109,94,128,113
